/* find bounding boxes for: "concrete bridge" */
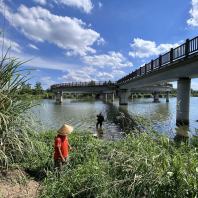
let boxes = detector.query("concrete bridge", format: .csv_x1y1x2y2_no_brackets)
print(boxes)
117,36,198,125
51,35,198,126
51,81,117,103
51,81,172,104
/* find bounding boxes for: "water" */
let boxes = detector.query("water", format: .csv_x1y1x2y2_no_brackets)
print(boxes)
31,97,198,139
32,99,123,140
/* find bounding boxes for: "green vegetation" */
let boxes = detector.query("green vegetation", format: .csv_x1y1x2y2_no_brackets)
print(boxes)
0,55,34,169
170,88,198,97
130,89,198,99
63,93,96,101
20,82,54,99
20,131,198,198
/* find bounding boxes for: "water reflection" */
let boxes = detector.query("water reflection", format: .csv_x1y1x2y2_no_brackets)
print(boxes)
32,99,122,140
174,125,189,143
32,98,198,139
96,128,104,139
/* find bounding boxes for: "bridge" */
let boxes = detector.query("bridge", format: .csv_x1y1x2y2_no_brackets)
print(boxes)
51,81,117,103
51,81,172,103
117,36,198,125
51,35,198,126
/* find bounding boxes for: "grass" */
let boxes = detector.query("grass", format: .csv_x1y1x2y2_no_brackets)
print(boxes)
0,54,34,169
18,130,198,198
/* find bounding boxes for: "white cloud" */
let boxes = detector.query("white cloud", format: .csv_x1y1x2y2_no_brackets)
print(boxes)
34,0,94,13
8,48,127,83
8,50,78,71
40,76,56,87
97,72,113,79
58,0,93,13
97,37,105,45
28,43,39,50
60,66,97,82
83,51,132,69
96,70,126,81
98,2,103,8
129,38,180,58
60,66,126,82
4,44,126,83
0,37,21,53
191,81,198,90
0,4,103,56
34,0,47,5
187,0,198,27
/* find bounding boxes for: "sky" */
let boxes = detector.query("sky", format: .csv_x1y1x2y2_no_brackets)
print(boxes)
0,0,198,89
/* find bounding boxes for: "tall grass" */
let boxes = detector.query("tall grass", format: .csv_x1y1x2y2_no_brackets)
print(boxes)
20,129,198,198
0,54,34,169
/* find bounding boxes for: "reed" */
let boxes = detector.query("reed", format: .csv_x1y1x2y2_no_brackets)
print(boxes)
0,54,34,169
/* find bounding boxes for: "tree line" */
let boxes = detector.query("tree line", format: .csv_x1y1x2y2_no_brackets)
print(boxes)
20,82,44,95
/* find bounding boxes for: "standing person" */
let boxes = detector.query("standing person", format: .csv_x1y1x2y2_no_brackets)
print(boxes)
96,112,104,129
54,123,73,171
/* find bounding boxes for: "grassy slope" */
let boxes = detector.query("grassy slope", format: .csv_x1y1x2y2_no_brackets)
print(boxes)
20,131,198,198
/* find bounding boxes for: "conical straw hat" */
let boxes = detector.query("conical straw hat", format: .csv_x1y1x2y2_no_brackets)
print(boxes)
57,123,74,135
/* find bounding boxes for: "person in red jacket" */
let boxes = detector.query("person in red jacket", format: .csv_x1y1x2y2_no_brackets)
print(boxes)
54,123,73,171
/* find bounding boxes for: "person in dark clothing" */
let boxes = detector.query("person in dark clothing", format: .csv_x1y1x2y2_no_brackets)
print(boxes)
96,112,104,129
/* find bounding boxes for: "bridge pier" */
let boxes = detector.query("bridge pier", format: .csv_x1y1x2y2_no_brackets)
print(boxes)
119,89,129,105
166,92,169,103
99,93,108,102
176,78,191,126
153,92,160,103
99,94,103,100
100,93,115,103
55,91,63,104
109,93,115,103
104,93,108,102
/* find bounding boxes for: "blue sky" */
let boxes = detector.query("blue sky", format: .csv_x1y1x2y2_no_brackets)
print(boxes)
0,0,198,89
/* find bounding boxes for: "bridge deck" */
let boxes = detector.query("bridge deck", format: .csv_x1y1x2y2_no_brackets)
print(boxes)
118,36,198,87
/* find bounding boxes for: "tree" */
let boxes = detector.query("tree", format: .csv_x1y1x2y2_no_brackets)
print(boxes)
20,83,32,94
88,80,95,86
34,82,43,95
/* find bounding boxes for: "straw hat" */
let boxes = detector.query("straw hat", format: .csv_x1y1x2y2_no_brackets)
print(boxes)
57,123,74,136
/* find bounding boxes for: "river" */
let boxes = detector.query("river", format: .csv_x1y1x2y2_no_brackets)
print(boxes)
32,97,198,140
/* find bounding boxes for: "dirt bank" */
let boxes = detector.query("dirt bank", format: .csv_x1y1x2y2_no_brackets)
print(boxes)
0,169,40,198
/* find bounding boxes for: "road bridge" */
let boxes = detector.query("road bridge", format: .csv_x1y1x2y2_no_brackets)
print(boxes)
117,36,198,125
51,81,172,104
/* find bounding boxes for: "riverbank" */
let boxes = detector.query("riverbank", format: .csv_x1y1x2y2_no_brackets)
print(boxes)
3,130,196,198
0,169,40,198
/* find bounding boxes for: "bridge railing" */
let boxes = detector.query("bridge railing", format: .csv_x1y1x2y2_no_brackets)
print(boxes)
51,81,116,89
117,36,198,84
189,37,198,53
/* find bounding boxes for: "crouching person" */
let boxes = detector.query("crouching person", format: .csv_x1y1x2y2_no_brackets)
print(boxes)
54,123,73,172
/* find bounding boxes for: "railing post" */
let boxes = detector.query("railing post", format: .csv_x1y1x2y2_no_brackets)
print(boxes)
185,39,190,57
170,48,173,63
159,55,162,67
145,64,147,74
151,60,153,70
139,68,141,76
